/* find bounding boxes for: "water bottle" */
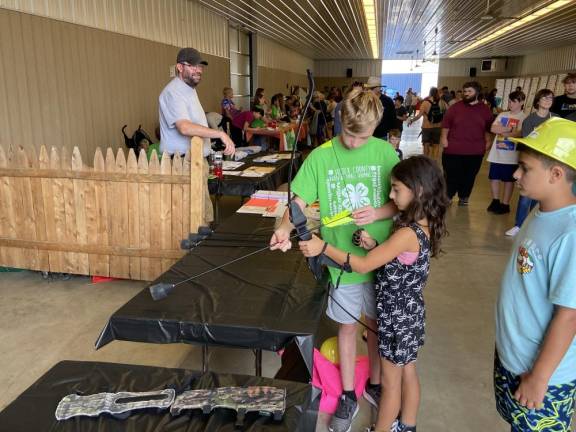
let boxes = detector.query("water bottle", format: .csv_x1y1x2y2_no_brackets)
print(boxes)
213,152,223,179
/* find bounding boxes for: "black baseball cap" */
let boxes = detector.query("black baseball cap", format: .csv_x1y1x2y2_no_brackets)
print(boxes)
176,48,208,66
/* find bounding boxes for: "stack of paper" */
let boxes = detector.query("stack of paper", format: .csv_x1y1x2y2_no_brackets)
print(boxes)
253,154,293,163
240,166,275,177
222,161,244,170
237,190,288,216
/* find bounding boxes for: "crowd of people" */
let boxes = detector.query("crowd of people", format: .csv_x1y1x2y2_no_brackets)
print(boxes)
157,47,576,432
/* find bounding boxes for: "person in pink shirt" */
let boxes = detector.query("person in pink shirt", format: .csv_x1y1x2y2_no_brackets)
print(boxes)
230,107,264,146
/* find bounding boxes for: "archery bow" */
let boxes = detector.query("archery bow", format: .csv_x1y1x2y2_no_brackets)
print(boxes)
287,69,348,282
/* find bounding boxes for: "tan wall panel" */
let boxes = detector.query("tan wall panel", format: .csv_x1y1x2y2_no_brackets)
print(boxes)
314,60,381,78
519,45,576,75
315,77,370,92
257,67,307,99
0,8,228,158
257,35,314,74
437,76,508,92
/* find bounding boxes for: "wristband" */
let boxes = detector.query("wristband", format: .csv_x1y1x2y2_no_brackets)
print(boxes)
342,253,352,273
321,241,328,255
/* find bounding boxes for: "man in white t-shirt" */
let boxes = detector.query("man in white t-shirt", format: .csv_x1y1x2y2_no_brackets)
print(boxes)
486,90,526,215
159,47,235,223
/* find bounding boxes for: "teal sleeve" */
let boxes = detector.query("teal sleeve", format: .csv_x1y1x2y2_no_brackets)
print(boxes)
290,154,319,205
548,232,576,309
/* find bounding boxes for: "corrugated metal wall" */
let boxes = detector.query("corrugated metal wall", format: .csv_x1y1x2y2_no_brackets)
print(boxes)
439,58,522,77
0,0,228,58
256,34,314,74
519,45,576,75
314,60,381,77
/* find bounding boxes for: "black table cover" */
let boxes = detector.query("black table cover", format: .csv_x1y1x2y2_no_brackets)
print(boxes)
0,360,319,432
207,152,299,197
95,214,328,381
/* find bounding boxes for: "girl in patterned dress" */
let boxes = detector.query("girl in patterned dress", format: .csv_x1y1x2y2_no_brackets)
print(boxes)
299,156,449,432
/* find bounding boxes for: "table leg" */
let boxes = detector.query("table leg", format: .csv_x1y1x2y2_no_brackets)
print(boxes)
255,349,262,376
214,193,221,225
202,345,209,373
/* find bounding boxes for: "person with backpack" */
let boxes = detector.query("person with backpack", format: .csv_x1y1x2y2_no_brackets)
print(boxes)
407,87,448,160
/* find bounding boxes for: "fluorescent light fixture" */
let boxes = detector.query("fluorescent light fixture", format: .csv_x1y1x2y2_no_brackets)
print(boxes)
449,0,574,58
362,0,379,58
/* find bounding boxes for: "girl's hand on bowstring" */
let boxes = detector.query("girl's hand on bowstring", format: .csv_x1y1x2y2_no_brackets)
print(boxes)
352,205,377,225
298,234,325,257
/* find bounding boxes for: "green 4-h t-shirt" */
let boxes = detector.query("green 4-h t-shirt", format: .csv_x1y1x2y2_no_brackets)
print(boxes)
291,136,399,285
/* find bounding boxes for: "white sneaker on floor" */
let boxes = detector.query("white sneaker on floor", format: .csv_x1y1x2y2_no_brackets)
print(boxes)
505,226,521,237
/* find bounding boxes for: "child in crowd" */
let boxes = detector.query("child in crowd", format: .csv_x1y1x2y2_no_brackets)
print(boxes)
230,107,264,146
221,87,240,119
299,156,450,432
388,129,403,160
486,90,526,215
505,89,557,236
270,88,399,432
495,117,576,431
270,93,286,121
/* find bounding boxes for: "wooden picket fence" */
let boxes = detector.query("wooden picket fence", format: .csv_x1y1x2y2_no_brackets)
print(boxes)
0,142,204,281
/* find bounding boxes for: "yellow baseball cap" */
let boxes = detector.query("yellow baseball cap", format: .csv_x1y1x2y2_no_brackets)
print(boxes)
510,117,576,170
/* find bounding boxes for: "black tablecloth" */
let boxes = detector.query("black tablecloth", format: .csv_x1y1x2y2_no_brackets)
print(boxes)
207,152,299,197
96,214,327,380
0,360,319,432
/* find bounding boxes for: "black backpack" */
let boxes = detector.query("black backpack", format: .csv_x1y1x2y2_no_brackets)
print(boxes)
427,100,444,123
122,125,154,152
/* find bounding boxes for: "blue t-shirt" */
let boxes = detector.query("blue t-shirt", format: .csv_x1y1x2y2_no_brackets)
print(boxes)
496,204,576,384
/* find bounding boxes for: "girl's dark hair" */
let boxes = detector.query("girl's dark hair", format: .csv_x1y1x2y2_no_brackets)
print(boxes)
533,88,554,109
429,86,440,101
391,156,450,257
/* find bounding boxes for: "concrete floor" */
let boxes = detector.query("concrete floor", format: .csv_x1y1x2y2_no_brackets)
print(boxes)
0,127,523,431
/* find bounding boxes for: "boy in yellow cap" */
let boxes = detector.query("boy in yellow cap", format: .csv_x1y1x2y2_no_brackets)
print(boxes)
494,117,576,431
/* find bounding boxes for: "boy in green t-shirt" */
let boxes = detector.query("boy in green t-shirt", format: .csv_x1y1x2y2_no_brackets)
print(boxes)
270,88,399,432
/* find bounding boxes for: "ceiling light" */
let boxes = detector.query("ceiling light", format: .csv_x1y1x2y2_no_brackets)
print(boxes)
449,0,574,58
362,0,379,58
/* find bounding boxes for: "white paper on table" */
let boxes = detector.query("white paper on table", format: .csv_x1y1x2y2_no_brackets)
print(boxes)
262,201,288,217
253,155,279,163
240,171,266,177
223,170,243,176
222,161,244,170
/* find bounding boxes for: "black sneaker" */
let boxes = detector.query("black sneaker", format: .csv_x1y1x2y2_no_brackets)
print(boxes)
494,203,510,214
329,394,359,432
397,423,416,432
363,381,381,408
487,199,500,212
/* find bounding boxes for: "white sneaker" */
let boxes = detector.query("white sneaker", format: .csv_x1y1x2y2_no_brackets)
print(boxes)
505,226,521,237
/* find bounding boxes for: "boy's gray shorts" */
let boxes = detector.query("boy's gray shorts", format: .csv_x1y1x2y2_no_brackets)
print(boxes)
326,281,376,324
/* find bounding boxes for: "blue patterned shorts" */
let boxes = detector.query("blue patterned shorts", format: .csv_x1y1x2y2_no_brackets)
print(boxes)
494,353,576,431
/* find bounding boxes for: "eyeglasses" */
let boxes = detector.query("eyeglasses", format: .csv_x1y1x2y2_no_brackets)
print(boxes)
180,63,202,69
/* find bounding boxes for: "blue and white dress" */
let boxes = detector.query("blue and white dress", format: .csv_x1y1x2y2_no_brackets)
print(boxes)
375,223,430,365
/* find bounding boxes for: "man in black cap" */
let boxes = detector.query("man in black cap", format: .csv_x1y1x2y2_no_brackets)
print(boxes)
159,47,235,223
